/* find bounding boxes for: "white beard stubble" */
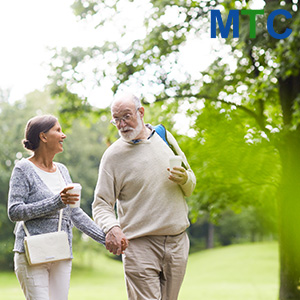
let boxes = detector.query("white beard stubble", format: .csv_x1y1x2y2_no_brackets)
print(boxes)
119,114,143,142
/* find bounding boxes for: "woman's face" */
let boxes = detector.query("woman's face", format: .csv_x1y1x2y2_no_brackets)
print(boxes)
43,121,66,154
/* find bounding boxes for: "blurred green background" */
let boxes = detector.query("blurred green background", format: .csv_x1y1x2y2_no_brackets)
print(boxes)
1,0,300,299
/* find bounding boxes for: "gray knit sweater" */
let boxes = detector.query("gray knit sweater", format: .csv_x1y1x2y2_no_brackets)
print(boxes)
8,158,105,257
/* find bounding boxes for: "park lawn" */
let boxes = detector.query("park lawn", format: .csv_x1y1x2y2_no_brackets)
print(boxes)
69,252,127,299
0,242,278,300
179,241,279,300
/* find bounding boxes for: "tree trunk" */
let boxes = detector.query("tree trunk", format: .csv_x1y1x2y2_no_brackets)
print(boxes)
277,129,300,300
277,72,300,299
206,222,214,249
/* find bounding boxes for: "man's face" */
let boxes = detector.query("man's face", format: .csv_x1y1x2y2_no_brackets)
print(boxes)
111,100,143,141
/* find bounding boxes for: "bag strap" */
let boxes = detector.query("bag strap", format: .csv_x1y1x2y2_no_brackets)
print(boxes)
22,209,63,237
154,124,178,155
154,124,169,146
154,124,188,169
58,209,63,232
22,221,30,236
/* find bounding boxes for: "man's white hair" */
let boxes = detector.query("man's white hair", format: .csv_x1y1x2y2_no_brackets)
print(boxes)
111,92,141,112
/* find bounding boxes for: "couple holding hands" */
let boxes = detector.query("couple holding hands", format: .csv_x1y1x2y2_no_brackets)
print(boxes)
8,93,196,300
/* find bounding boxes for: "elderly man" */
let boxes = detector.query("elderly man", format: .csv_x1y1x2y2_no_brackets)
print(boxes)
92,93,196,300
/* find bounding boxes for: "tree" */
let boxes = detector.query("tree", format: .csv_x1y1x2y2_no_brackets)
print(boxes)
49,0,300,298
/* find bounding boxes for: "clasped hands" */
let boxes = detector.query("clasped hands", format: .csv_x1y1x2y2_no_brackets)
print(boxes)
168,166,188,185
105,226,129,255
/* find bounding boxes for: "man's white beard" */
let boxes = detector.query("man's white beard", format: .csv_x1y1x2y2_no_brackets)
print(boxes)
119,115,143,142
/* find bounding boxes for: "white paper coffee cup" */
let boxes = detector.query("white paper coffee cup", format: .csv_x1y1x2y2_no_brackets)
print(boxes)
66,183,82,208
169,155,182,170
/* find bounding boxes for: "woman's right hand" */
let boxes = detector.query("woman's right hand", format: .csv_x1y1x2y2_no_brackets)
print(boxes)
60,186,79,206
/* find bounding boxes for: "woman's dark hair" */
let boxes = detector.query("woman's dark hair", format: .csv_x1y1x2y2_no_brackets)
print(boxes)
22,115,58,151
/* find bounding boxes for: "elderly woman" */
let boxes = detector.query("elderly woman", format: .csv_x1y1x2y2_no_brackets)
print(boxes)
8,115,105,300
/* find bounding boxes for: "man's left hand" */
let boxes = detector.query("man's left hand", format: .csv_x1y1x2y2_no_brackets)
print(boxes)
168,166,188,185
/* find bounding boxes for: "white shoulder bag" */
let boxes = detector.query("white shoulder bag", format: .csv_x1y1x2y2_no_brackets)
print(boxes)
22,209,71,266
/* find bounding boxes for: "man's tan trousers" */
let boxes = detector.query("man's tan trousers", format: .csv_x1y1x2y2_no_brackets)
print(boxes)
122,232,189,300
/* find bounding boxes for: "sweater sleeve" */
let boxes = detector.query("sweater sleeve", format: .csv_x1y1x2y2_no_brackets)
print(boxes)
166,131,196,197
70,207,106,245
8,166,65,222
92,163,120,234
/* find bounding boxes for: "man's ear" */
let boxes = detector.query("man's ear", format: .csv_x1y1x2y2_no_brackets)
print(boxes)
39,132,47,143
138,106,145,118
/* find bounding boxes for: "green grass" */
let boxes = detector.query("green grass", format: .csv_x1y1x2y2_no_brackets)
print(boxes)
69,252,127,299
179,242,279,300
0,242,279,300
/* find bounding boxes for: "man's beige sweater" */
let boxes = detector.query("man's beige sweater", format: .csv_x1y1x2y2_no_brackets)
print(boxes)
92,130,196,239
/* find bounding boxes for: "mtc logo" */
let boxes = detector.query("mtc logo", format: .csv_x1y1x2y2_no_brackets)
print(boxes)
211,9,292,39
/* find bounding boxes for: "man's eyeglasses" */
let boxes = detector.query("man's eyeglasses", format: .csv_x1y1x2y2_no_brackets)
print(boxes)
110,108,140,126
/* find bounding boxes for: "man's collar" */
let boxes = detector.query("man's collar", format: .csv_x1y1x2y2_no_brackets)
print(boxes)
130,124,155,144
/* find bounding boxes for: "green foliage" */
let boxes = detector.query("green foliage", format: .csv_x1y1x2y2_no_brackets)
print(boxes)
184,104,280,222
